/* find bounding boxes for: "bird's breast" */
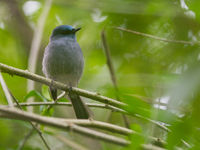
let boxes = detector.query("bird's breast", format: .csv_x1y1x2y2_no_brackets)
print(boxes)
42,38,84,86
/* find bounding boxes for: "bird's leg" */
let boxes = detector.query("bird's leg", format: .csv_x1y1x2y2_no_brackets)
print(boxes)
68,86,73,94
68,82,73,91
68,86,75,100
43,80,58,115
50,79,57,101
67,82,74,97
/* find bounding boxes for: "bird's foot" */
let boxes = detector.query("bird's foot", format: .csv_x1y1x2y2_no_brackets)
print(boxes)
50,79,57,101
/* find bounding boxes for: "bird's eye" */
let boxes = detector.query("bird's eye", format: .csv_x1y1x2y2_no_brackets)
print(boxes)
64,30,71,34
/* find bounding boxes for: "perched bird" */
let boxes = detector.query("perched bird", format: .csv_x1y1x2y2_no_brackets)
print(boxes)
42,25,91,119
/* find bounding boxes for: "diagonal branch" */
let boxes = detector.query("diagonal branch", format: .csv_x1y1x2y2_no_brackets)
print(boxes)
0,63,170,133
17,128,35,150
115,27,200,45
0,63,127,109
101,29,130,128
101,29,118,91
0,72,14,107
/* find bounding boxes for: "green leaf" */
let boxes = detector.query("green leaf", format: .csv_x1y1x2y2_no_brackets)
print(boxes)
122,94,152,118
41,85,51,100
23,90,48,102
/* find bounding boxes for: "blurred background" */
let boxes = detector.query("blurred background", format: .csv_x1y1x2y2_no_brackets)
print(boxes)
0,0,200,149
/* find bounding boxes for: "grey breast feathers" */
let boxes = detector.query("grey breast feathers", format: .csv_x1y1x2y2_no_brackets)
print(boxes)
42,38,84,86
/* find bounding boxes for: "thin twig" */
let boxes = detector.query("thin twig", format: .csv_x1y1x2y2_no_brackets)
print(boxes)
0,72,14,107
15,102,127,113
101,29,118,91
27,0,52,112
115,27,200,45
101,29,130,128
44,91,66,114
17,128,35,150
135,114,171,132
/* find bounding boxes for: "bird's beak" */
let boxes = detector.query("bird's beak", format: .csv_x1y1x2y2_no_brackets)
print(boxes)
74,27,81,32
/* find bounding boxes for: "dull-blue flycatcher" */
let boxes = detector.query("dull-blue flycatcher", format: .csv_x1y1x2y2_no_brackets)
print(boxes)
42,25,90,119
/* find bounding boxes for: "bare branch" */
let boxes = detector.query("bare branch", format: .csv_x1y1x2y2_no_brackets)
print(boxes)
15,102,127,113
101,29,118,91
0,63,170,133
0,106,130,146
0,72,14,107
115,27,200,45
17,128,35,150
0,105,166,147
0,105,131,135
0,63,127,109
101,29,130,128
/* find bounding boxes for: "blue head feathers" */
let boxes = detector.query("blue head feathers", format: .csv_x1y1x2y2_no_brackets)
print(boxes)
51,25,81,39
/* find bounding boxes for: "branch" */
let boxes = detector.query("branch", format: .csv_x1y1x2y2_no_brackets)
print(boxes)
0,106,130,146
115,27,200,45
101,29,130,128
101,29,118,91
17,128,35,150
0,72,14,107
0,105,132,135
16,102,127,113
0,105,165,147
0,63,127,109
0,63,170,133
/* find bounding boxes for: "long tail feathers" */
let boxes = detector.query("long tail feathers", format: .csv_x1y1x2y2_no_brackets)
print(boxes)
50,86,91,119
69,91,91,119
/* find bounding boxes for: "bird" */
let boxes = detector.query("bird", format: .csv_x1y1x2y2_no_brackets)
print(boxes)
42,25,91,119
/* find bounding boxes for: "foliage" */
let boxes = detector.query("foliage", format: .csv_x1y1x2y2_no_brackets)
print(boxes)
0,0,200,149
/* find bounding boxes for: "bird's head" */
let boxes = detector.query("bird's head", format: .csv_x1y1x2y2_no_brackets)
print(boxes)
50,25,81,39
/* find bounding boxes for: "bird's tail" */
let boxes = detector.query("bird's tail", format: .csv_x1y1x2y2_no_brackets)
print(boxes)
68,91,91,119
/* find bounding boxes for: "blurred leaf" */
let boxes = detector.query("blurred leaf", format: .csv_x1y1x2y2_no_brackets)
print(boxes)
41,105,54,116
24,90,48,102
1,0,200,149
122,94,151,118
41,85,51,100
124,124,144,150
